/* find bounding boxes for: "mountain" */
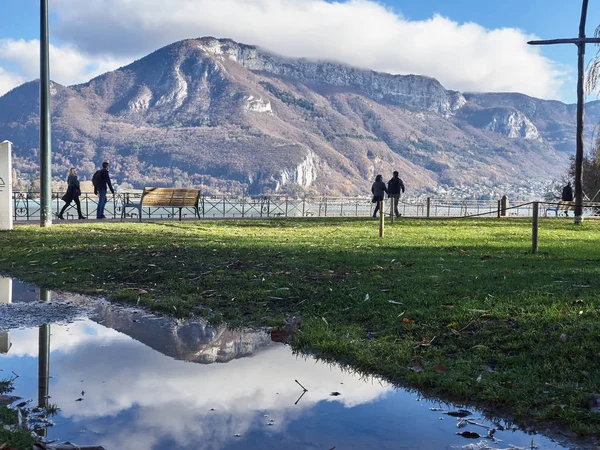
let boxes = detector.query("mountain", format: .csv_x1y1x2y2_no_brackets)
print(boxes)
1,36,598,196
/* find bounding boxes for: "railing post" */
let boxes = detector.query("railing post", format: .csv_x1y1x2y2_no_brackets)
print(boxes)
532,201,539,254
501,195,508,217
497,200,501,218
389,197,395,223
324,197,328,217
426,197,431,218
302,196,306,217
379,201,384,238
285,196,289,217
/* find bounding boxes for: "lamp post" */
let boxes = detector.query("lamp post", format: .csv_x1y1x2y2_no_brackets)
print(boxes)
40,0,52,227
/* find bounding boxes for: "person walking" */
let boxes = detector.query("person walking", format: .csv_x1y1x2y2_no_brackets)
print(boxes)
58,168,86,220
387,171,406,218
371,174,388,217
93,162,115,219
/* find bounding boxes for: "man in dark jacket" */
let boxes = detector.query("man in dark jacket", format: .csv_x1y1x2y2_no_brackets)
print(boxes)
94,162,115,219
387,171,406,218
561,181,574,217
561,182,573,202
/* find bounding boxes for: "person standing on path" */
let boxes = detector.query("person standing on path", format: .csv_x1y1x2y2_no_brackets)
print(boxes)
93,162,115,219
561,182,574,201
371,174,388,218
387,171,406,218
561,181,574,217
58,168,86,220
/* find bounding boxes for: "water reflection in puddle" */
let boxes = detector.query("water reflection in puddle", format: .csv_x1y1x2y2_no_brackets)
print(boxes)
0,277,573,449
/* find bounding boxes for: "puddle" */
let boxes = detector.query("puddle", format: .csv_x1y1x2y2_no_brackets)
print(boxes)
0,277,584,449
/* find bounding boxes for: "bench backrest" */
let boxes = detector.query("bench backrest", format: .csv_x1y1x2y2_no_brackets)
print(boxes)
141,188,200,208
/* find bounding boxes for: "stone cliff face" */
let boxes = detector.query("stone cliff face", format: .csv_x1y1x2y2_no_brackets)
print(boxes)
486,110,540,140
196,37,466,117
277,150,319,191
457,105,541,140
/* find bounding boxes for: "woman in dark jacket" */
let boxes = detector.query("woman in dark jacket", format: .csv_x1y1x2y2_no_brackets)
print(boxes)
371,174,388,217
59,168,86,220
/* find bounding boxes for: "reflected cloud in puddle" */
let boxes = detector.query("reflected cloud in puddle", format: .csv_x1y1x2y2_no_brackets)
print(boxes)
0,277,574,449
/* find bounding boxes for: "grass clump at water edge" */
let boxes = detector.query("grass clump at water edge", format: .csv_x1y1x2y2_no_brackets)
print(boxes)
1,217,600,435
0,378,36,450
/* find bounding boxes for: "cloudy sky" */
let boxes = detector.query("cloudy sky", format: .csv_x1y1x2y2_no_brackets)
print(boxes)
0,0,599,101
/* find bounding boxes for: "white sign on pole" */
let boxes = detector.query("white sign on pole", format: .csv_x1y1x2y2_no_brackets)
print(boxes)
0,141,13,230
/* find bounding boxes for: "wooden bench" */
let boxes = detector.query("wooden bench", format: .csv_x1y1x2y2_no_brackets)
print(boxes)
121,188,201,222
546,200,574,217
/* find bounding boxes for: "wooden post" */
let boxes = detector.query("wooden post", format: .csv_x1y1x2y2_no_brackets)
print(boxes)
501,195,508,216
497,200,501,218
389,197,395,223
379,200,384,238
426,197,431,218
532,201,539,254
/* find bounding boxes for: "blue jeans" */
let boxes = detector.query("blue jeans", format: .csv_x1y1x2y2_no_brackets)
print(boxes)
97,190,107,218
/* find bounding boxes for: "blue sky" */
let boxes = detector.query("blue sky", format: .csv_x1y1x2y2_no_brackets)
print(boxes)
1,0,599,102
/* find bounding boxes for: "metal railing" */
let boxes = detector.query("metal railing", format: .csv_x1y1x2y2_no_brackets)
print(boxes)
11,192,593,222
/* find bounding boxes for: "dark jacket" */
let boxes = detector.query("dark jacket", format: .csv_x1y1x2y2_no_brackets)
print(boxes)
95,169,114,194
387,176,405,196
561,184,573,201
371,181,388,200
62,175,81,203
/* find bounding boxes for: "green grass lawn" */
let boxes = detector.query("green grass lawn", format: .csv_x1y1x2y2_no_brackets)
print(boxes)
1,217,600,435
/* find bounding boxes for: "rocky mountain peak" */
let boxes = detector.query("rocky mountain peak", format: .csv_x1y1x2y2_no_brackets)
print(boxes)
1,36,596,197
191,37,466,117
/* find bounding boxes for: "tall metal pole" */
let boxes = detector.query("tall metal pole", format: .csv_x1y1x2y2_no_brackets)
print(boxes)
40,0,52,227
574,0,589,223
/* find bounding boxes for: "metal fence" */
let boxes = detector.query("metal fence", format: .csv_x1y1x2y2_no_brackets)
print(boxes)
10,191,588,222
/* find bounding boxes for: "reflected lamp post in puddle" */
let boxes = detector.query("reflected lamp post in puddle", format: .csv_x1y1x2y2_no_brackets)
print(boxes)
36,288,52,438
39,288,51,409
0,277,12,353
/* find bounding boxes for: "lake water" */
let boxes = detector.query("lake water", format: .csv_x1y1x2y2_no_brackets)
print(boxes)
0,277,580,449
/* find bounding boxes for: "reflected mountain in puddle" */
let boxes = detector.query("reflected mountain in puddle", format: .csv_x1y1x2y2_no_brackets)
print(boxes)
0,277,575,449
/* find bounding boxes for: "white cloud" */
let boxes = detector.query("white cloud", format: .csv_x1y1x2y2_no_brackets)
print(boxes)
0,39,129,96
0,0,567,99
0,67,23,96
46,0,566,99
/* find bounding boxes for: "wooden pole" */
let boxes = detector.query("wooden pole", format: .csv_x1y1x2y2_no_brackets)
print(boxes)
379,201,384,238
527,0,598,224
426,197,431,218
574,0,589,223
389,197,395,223
532,202,539,254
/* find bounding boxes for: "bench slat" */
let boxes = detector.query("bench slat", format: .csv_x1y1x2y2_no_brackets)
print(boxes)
140,187,200,207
